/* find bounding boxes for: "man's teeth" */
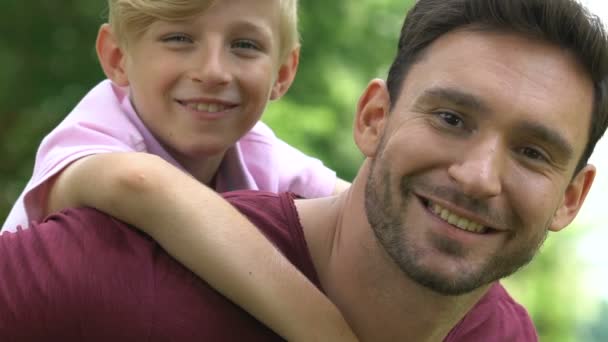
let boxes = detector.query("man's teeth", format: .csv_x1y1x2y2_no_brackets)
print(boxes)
430,202,487,233
186,103,227,113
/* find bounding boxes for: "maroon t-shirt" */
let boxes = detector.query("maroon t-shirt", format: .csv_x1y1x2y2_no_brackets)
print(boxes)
0,191,538,341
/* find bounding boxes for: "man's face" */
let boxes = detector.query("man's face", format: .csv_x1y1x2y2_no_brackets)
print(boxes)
364,29,594,295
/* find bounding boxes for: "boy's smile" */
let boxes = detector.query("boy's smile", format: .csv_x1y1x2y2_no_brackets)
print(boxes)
176,97,240,119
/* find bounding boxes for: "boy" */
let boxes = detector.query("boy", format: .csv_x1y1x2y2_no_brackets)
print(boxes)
2,0,355,340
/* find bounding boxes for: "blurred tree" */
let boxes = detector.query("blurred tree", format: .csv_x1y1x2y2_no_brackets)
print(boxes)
585,300,608,341
503,227,593,342
0,1,106,215
265,0,411,180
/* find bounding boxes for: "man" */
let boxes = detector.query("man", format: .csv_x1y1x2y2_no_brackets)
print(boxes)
2,0,607,340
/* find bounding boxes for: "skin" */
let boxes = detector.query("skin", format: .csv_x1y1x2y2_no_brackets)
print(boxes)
298,29,597,341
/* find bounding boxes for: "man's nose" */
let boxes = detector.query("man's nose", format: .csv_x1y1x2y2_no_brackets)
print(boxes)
447,138,503,199
189,43,232,87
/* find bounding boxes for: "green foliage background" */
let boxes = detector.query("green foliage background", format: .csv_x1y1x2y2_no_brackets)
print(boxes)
1,1,606,340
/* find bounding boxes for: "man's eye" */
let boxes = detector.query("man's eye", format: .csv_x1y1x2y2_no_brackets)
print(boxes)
519,147,548,162
437,111,464,127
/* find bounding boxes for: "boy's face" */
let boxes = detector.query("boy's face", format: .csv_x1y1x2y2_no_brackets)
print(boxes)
117,0,290,167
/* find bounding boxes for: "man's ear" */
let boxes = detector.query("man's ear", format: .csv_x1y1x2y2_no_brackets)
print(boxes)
353,79,390,157
549,164,596,232
270,46,300,100
96,23,129,86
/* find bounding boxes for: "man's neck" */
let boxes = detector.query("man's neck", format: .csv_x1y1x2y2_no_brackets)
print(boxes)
297,169,490,341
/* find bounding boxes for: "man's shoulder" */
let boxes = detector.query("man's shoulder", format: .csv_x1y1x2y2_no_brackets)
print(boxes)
222,191,298,249
446,282,538,341
223,191,322,287
0,207,283,340
223,190,288,216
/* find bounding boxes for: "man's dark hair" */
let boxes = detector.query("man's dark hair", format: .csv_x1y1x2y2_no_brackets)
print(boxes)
386,0,608,173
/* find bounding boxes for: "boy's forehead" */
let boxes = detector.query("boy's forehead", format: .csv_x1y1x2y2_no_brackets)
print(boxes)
127,1,280,37
182,0,282,35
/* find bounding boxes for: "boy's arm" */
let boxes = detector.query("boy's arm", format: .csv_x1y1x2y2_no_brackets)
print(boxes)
46,152,358,342
333,178,352,195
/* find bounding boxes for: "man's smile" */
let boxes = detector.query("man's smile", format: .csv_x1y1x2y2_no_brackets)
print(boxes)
417,195,500,235
428,200,487,233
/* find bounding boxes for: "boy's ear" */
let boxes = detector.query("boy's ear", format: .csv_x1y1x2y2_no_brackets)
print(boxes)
549,164,596,232
270,47,300,100
354,79,391,157
96,23,129,86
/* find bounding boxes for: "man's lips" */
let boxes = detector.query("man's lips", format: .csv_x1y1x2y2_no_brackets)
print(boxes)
418,195,500,234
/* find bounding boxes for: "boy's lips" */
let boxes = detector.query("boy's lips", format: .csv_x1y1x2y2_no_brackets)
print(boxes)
176,99,239,114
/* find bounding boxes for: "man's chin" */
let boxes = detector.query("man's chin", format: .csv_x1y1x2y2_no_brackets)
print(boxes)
408,269,488,296
393,253,491,296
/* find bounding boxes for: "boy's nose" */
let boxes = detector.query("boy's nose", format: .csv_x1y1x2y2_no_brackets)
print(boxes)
447,138,503,199
189,45,232,87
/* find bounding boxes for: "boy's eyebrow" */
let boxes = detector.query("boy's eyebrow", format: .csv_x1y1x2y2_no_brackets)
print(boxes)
417,86,490,112
232,20,273,39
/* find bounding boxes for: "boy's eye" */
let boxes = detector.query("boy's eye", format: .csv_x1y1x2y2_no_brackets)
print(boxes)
231,39,261,51
162,34,193,44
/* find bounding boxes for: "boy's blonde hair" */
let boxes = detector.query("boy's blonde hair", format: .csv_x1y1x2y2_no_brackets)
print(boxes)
108,0,299,61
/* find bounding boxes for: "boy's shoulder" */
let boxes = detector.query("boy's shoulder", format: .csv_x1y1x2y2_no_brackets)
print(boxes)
237,121,306,158
60,79,130,125
239,121,277,145
45,79,150,152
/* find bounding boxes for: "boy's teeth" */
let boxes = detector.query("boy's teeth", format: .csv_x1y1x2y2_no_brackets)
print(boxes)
431,203,487,233
188,103,226,113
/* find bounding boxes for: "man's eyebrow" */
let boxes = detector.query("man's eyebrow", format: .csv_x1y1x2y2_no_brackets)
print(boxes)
515,121,574,161
417,87,490,112
418,87,576,161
